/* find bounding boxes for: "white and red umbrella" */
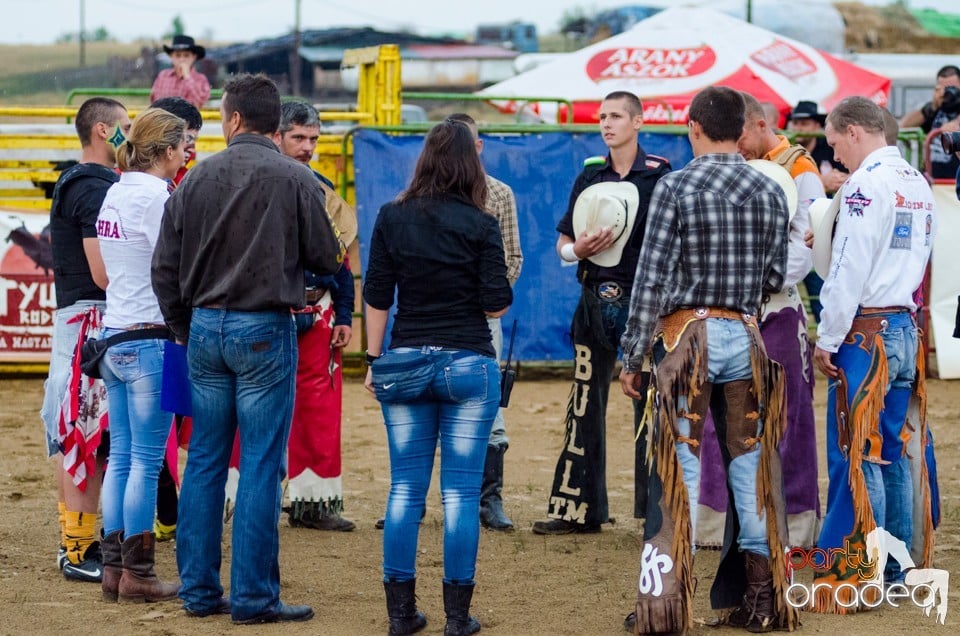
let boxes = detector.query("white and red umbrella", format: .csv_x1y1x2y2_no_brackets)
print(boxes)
478,7,891,125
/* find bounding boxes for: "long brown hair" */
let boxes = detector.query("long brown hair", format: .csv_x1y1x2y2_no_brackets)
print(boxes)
397,120,487,209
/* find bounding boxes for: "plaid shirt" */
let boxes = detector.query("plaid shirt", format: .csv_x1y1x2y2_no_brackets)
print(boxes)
620,153,789,372
150,68,211,108
485,175,523,285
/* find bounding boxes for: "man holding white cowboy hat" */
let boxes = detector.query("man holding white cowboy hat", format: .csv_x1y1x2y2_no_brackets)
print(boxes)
809,95,938,614
532,90,671,539
150,34,211,109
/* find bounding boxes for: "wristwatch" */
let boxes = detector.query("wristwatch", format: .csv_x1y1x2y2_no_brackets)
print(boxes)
365,351,381,365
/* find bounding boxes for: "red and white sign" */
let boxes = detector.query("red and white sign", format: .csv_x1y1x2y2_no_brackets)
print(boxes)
479,7,891,125
585,47,717,81
0,210,54,362
750,40,817,80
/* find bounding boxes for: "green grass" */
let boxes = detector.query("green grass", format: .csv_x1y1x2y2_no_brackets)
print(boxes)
0,41,149,105
0,42,144,74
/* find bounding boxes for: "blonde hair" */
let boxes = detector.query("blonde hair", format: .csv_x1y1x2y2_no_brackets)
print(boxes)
116,108,186,172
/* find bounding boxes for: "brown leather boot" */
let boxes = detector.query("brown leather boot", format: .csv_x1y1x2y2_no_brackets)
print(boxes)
118,531,180,603
101,530,122,602
728,551,775,633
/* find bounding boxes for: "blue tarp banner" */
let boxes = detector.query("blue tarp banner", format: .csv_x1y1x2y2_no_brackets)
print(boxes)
353,129,693,362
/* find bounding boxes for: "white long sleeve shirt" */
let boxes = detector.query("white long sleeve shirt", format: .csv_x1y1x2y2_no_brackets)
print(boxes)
784,171,820,288
817,146,935,352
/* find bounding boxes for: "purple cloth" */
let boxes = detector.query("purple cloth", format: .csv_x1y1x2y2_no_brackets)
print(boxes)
697,305,819,542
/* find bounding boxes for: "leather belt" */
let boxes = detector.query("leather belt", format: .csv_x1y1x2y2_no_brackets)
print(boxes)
305,287,327,304
667,306,756,324
858,306,909,316
657,307,757,352
124,322,166,330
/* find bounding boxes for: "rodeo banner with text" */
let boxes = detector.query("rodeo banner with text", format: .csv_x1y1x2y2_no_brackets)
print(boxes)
352,128,692,362
0,210,54,363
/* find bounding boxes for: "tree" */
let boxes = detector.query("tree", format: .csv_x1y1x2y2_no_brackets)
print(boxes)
165,15,185,39
559,6,590,37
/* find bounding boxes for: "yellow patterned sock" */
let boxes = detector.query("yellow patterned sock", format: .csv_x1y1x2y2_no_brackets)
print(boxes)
57,501,66,547
64,511,97,565
154,519,176,542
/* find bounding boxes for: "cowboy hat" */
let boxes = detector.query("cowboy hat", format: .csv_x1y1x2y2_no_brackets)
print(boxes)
809,196,842,278
163,35,206,60
789,100,826,126
747,159,798,221
571,181,640,268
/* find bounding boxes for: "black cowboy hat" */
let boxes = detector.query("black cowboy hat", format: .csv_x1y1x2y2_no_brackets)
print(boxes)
788,100,826,126
163,35,205,60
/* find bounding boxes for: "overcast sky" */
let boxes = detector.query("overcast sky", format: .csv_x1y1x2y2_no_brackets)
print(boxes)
1,0,956,45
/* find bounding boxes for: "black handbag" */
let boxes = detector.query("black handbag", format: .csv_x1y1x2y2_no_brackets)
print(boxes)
80,327,170,379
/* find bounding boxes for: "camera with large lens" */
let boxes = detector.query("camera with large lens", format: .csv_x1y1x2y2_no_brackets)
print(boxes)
941,131,960,154
942,85,960,117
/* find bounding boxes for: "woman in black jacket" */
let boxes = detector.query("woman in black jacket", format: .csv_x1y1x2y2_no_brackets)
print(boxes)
363,120,512,636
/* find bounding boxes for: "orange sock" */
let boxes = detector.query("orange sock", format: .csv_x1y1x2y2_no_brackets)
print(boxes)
64,511,97,565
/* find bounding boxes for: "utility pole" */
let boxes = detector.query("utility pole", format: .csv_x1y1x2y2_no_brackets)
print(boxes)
79,0,86,66
290,0,302,96
746,0,753,24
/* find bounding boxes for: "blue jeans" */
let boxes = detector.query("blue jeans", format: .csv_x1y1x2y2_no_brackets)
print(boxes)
100,333,170,535
487,317,508,447
861,312,917,582
176,309,296,620
40,300,105,457
802,271,824,324
381,347,500,584
673,319,768,557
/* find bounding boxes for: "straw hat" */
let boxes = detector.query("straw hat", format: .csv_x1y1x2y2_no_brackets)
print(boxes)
747,159,798,221
809,196,842,278
571,182,640,268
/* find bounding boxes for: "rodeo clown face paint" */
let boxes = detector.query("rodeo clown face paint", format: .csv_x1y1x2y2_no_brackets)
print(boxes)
107,123,126,150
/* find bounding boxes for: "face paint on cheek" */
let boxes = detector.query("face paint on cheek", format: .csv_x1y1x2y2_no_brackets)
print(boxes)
107,124,126,150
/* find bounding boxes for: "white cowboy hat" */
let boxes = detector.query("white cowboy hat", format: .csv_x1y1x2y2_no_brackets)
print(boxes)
571,181,640,268
809,196,842,278
747,159,798,221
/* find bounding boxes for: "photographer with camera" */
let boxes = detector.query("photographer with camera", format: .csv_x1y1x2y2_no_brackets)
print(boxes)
900,65,960,180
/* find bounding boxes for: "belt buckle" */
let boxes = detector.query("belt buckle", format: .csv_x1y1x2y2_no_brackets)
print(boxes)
597,281,623,302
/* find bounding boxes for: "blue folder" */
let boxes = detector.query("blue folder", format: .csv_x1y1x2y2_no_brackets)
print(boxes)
161,340,192,416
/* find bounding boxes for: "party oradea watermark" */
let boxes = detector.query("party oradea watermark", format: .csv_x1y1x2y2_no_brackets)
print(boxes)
785,527,948,625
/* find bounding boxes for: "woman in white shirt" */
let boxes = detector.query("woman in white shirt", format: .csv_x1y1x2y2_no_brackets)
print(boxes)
96,108,186,604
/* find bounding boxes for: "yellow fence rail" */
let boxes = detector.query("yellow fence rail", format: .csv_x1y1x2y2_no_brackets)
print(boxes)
0,45,405,370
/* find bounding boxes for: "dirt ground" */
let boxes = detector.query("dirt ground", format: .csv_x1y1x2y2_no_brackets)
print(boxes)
0,373,957,635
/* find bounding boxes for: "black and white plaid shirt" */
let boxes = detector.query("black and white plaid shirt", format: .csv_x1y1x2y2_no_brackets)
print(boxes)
620,153,789,372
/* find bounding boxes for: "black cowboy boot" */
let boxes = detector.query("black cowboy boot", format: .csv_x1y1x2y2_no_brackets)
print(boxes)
443,582,480,636
479,445,513,531
384,579,427,635
727,551,775,633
